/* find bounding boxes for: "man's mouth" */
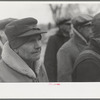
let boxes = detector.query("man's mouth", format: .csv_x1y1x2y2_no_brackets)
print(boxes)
32,48,41,53
32,50,41,54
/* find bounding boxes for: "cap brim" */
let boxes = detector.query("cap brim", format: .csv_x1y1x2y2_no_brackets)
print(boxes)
84,21,92,26
19,29,46,37
66,20,71,24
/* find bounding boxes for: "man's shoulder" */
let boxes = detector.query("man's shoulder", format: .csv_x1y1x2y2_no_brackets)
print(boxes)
74,50,100,67
59,38,76,52
79,50,100,59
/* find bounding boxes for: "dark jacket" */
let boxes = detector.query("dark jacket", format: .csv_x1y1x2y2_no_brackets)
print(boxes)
44,30,70,82
72,38,100,82
0,42,48,82
57,28,88,82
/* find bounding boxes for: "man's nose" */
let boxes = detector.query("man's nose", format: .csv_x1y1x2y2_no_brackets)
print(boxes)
34,40,41,49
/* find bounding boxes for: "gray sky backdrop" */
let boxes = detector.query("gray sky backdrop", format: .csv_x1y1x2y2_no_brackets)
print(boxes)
0,2,100,24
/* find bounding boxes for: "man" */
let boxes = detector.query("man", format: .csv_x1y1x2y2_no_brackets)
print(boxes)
0,18,17,59
0,17,48,82
44,17,71,82
57,14,93,82
72,13,100,82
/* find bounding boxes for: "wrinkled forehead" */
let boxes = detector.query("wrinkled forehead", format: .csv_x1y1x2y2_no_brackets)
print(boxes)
27,34,41,42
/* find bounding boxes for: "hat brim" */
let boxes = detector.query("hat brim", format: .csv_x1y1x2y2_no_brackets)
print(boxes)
18,29,46,37
83,21,92,26
65,20,71,24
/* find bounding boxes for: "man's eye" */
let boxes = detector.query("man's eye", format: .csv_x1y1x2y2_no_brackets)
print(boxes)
39,35,42,40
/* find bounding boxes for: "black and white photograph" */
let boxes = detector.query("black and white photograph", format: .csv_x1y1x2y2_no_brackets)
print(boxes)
0,1,100,98
0,1,100,82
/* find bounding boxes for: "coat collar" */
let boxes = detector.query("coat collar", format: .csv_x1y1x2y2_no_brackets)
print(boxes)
1,42,41,79
71,27,88,52
72,27,88,45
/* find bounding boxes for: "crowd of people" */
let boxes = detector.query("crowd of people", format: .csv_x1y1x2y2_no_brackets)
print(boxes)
0,12,100,82
44,12,100,82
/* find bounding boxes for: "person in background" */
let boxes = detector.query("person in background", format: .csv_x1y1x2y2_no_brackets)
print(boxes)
0,17,48,82
44,17,71,82
57,14,93,82
72,13,100,82
0,18,17,59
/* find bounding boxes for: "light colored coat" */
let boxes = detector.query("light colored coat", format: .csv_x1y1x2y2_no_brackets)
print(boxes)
44,30,69,82
57,28,88,82
0,42,48,82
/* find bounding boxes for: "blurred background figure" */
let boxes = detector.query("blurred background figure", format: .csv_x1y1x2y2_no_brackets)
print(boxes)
0,18,17,59
72,12,100,82
44,17,71,82
57,14,93,82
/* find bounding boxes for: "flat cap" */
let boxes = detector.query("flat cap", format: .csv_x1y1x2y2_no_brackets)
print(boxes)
5,17,46,49
72,14,93,28
5,17,46,42
0,18,17,30
56,17,71,26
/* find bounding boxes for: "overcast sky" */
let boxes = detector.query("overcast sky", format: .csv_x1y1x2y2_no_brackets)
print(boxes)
0,2,100,24
0,2,54,24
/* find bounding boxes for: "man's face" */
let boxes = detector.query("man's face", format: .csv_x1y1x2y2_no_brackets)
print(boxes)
59,22,71,36
16,34,42,61
79,24,92,40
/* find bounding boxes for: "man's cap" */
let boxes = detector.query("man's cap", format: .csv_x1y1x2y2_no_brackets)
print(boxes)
5,17,46,42
72,14,93,29
0,18,17,30
5,17,46,49
56,17,71,26
92,12,100,37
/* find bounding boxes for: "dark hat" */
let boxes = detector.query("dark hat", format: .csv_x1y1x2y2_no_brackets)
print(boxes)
5,17,46,49
56,17,71,26
72,14,93,29
0,18,17,30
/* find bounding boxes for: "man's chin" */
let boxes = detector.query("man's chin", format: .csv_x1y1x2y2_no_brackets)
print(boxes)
31,55,40,61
